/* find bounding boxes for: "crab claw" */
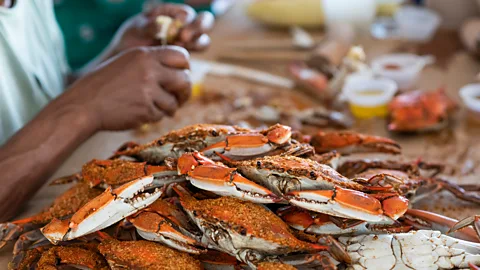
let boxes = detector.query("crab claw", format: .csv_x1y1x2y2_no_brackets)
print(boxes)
449,216,480,241
201,124,292,160
129,212,204,254
287,186,390,222
186,164,280,204
41,176,162,244
128,199,206,254
310,131,401,155
177,152,221,175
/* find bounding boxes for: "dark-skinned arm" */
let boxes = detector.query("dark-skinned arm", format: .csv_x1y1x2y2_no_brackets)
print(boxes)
0,46,191,222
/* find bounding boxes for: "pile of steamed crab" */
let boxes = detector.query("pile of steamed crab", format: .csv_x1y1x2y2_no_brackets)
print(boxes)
1,123,479,269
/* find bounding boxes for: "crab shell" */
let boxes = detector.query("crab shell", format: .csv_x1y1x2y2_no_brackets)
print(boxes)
113,124,252,164
1,183,103,251
309,131,401,155
388,88,457,133
278,207,408,236
201,124,296,161
128,199,206,254
177,152,281,204
340,230,480,269
174,186,326,266
287,186,409,222
41,176,162,244
83,159,186,189
232,155,365,196
35,244,109,270
98,239,202,269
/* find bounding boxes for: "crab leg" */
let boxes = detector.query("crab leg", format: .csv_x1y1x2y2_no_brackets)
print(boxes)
41,176,162,244
309,131,401,155
403,209,480,243
178,152,280,203
287,186,408,222
449,215,480,241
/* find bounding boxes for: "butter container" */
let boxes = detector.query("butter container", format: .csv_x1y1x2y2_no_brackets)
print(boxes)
460,83,480,124
343,76,398,119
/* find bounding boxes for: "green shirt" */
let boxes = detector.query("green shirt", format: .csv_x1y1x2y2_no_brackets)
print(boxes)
54,0,218,70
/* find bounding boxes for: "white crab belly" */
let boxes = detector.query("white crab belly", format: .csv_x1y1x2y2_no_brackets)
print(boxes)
339,230,480,270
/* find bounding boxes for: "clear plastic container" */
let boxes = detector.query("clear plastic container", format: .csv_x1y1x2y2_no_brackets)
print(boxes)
395,6,441,42
459,83,480,124
322,0,377,33
343,75,398,119
371,53,434,90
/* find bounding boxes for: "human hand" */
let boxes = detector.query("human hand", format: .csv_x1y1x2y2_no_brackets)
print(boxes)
64,46,191,131
113,4,214,53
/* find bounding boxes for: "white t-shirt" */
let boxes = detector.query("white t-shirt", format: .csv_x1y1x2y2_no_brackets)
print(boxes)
0,0,69,145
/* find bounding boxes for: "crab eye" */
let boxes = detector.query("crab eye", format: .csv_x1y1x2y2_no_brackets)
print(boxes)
211,130,218,136
256,161,262,168
309,171,316,179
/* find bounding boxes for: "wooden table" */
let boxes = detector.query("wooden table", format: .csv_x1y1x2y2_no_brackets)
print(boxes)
2,1,480,266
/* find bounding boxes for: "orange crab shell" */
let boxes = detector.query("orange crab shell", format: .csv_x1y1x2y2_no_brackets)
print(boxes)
175,186,326,253
98,239,202,269
388,88,457,132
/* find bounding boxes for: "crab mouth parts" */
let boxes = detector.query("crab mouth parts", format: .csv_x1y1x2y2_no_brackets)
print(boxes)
234,185,279,200
123,187,161,205
288,196,328,205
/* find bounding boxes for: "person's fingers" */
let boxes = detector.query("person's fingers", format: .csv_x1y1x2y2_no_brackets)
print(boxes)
158,68,192,105
179,12,214,44
146,4,196,24
150,46,190,69
184,33,211,51
147,104,167,123
152,86,179,116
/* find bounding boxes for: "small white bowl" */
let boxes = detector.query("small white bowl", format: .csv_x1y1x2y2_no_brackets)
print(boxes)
371,53,434,90
343,76,398,107
459,83,480,122
395,6,441,42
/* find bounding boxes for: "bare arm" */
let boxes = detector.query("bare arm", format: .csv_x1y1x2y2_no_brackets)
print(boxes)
0,46,191,222
0,95,95,221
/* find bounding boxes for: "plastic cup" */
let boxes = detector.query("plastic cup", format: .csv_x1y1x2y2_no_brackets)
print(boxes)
459,83,480,124
343,76,398,119
371,53,434,90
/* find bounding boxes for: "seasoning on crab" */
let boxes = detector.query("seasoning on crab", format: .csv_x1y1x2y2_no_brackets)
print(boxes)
173,185,347,268
257,262,297,270
111,124,252,163
41,175,162,244
0,183,102,252
51,159,185,189
309,131,402,155
98,239,202,270
217,155,409,222
388,88,457,132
